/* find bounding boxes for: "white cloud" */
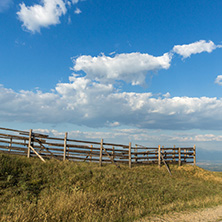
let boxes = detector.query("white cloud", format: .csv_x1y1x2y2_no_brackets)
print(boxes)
73,52,172,86
0,0,12,12
173,40,218,58
170,133,222,143
17,0,67,33
215,75,222,86
17,0,81,32
74,8,81,14
194,134,222,142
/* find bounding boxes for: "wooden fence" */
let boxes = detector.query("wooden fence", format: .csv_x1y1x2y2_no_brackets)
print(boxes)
0,127,196,168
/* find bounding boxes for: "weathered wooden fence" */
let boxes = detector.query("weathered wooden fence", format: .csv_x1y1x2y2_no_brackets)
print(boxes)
0,127,196,168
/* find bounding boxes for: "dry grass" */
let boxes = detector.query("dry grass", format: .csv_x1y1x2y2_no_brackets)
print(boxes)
1,154,222,221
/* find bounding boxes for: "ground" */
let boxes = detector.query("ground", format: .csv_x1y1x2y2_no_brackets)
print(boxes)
140,205,222,222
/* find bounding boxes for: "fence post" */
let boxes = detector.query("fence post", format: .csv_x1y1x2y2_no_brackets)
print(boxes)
27,129,32,158
135,144,138,164
178,147,181,166
99,139,103,167
173,145,175,163
90,145,93,162
129,142,132,168
112,146,115,162
8,137,12,152
63,132,68,161
193,145,196,166
158,145,161,167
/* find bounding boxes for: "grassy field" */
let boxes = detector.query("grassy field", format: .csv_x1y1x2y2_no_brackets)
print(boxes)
1,153,222,222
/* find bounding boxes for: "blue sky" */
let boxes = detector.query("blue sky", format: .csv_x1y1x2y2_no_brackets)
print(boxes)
1,0,222,150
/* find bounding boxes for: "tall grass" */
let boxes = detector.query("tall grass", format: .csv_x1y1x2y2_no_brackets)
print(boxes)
1,153,222,221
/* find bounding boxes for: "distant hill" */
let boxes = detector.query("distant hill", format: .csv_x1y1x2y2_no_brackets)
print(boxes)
197,148,222,163
196,148,222,171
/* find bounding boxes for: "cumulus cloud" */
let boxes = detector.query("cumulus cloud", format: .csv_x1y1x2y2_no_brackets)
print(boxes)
73,52,172,86
173,40,219,58
0,0,12,12
17,0,67,33
1,74,222,130
17,0,81,32
215,75,222,86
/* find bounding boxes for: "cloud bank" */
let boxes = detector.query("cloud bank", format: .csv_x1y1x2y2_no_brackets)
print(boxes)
35,128,222,144
1,73,222,130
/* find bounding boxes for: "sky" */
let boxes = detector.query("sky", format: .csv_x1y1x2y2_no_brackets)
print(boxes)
1,0,222,151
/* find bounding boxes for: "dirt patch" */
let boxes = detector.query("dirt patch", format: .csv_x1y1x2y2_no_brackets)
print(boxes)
138,205,222,222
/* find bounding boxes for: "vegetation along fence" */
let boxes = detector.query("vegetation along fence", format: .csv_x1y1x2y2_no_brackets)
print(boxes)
0,127,196,169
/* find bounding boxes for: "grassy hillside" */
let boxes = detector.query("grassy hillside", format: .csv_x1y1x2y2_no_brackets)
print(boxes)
1,154,222,222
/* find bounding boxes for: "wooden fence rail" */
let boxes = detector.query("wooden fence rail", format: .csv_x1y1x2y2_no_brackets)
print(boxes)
0,127,196,168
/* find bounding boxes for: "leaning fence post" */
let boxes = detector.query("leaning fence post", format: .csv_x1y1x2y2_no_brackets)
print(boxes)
158,145,161,167
99,139,103,167
129,142,132,168
193,145,196,166
178,147,181,166
27,129,32,158
63,132,68,161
